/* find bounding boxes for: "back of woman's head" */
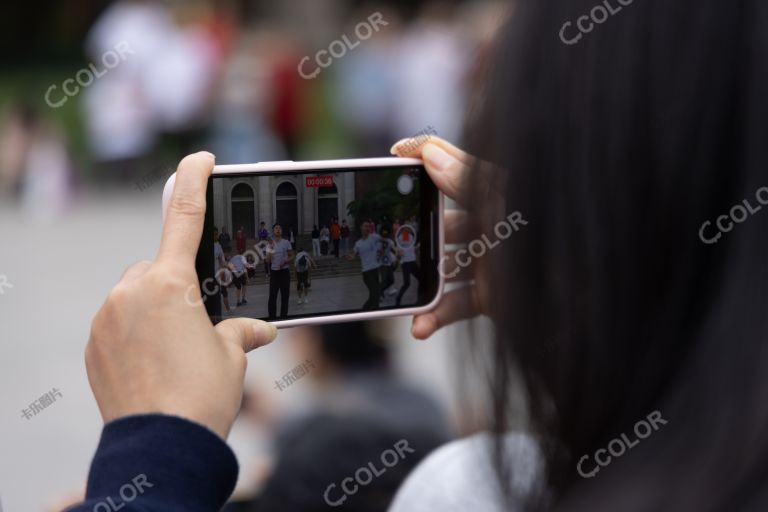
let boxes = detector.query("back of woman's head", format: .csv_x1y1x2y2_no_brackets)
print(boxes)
467,0,768,509
320,322,390,369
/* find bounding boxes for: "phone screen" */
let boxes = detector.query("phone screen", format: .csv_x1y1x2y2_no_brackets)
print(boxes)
195,165,440,324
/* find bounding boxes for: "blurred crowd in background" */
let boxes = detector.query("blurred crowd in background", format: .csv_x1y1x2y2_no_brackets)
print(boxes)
0,0,505,218
0,1,509,510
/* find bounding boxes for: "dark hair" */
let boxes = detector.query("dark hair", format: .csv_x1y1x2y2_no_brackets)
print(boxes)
319,322,389,369
467,1,768,510
250,414,442,512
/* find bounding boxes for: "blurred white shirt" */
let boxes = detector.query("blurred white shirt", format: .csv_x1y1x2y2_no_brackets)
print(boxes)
83,1,216,161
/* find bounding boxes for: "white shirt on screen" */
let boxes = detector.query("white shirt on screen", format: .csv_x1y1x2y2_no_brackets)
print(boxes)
354,234,382,272
214,242,224,273
230,254,247,277
269,239,293,271
400,244,417,263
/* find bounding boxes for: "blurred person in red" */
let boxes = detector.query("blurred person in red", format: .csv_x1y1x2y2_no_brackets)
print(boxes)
208,31,288,164
333,5,403,156
330,217,341,257
269,37,307,159
236,226,247,254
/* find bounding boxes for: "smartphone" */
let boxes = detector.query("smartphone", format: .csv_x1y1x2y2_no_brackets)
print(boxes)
163,158,444,328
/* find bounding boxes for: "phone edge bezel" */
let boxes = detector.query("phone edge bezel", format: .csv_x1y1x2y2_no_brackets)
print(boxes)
163,157,445,329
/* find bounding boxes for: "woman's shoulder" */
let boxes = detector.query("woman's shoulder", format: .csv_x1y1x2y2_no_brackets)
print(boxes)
388,432,542,512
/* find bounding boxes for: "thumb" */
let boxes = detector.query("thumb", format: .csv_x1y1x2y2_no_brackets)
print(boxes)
215,318,278,353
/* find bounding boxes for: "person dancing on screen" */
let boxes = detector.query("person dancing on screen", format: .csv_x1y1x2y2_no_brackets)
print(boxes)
258,222,271,276
213,228,232,317
346,221,382,310
378,227,398,302
396,242,420,307
294,246,317,305
266,223,294,319
229,248,249,307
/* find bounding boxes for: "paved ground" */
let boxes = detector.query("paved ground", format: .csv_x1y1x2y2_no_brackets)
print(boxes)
222,269,419,319
0,190,473,511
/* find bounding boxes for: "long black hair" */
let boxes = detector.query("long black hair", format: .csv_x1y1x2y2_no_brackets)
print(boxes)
466,0,768,509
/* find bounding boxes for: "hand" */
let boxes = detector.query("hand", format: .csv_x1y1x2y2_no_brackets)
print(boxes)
391,137,485,340
85,152,277,440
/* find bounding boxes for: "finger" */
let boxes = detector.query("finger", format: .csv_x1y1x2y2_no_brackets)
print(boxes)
157,152,215,266
445,209,470,244
215,318,278,353
439,250,475,283
391,136,472,166
411,286,481,340
119,260,153,283
421,143,472,206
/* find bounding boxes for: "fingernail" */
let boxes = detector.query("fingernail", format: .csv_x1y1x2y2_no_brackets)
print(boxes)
200,151,216,160
422,144,451,171
254,323,278,343
390,138,412,155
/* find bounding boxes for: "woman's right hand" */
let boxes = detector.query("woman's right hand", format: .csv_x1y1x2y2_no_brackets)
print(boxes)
390,136,486,339
85,152,277,441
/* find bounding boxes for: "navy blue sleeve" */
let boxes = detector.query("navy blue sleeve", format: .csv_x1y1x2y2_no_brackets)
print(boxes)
66,414,238,512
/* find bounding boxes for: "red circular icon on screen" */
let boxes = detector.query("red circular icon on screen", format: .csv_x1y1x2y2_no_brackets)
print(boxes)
395,225,416,250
